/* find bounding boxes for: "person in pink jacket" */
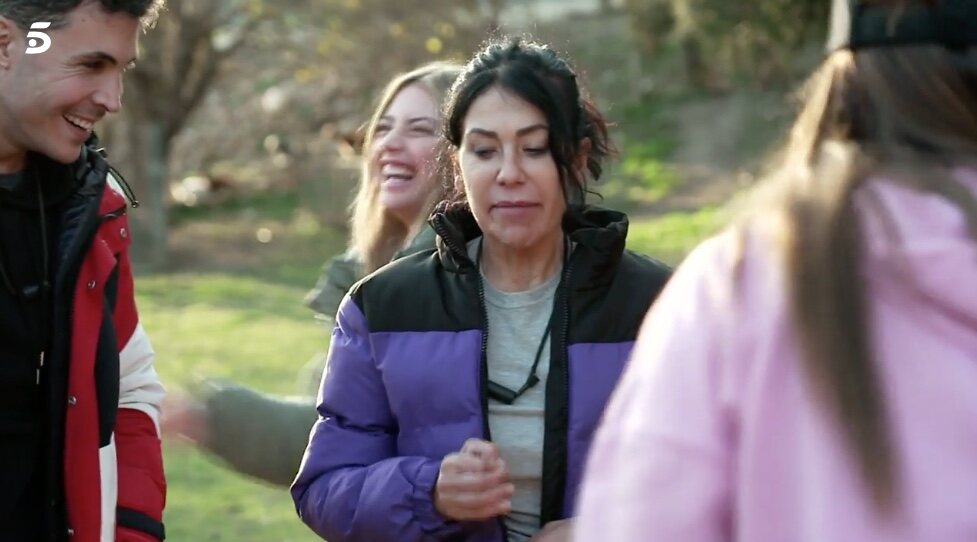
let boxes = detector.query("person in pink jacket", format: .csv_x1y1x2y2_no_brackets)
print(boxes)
574,1,977,541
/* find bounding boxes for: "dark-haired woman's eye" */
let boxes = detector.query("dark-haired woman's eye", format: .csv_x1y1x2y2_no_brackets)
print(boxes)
474,148,496,159
524,147,548,156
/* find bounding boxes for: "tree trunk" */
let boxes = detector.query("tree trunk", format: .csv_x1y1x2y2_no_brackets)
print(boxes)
119,115,170,269
681,35,711,89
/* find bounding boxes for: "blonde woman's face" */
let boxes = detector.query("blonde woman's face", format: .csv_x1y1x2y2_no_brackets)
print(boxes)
369,83,441,227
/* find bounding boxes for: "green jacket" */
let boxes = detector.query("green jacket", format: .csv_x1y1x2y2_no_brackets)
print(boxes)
198,225,438,486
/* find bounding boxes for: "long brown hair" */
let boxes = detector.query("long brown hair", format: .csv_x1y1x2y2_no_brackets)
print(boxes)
349,61,462,274
754,11,977,511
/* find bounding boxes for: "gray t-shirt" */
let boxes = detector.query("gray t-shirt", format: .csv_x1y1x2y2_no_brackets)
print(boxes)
468,239,561,541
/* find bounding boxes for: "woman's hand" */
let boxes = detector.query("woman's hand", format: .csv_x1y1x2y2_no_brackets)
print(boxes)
434,438,514,521
530,519,574,542
160,391,210,444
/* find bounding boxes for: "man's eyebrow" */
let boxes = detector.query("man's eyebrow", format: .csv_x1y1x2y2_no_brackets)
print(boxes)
68,51,137,68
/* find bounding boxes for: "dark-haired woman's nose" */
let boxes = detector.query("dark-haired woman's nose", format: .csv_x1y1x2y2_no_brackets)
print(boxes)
496,152,524,185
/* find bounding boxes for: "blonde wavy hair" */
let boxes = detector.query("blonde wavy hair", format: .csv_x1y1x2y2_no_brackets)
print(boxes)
349,61,462,274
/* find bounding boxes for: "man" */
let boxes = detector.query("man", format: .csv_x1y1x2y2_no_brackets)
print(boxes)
0,1,166,540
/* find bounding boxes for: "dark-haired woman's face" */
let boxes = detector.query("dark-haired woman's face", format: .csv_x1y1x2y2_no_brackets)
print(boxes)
458,86,566,254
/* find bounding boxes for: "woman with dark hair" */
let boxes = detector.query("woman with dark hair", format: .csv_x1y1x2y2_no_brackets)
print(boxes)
575,1,977,540
291,38,672,542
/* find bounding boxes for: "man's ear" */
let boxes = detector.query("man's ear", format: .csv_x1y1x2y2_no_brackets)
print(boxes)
0,17,18,70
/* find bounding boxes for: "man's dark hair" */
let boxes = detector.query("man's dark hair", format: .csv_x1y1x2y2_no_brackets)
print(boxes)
0,0,164,31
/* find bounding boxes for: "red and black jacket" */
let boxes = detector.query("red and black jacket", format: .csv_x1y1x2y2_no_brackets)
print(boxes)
39,140,166,541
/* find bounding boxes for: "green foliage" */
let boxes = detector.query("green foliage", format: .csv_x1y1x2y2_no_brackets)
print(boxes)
605,139,680,207
266,0,484,95
171,191,302,226
624,0,675,55
600,100,681,209
624,0,829,86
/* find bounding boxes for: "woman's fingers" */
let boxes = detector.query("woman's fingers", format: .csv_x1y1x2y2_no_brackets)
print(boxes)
435,446,515,521
440,457,509,491
461,438,501,463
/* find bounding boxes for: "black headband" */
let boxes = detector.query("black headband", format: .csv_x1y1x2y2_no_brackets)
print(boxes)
827,0,977,51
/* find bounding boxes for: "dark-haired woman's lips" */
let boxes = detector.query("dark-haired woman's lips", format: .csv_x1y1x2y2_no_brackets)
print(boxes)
492,201,540,217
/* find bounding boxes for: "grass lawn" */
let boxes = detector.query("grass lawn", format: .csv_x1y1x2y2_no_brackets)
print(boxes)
142,272,331,539
628,206,724,265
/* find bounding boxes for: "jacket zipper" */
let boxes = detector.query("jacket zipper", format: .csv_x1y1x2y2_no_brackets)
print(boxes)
46,161,107,540
557,253,574,518
476,251,516,541
475,273,493,441
539,245,575,525
560,259,573,440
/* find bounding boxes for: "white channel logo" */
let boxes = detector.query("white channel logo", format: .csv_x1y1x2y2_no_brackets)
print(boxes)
26,22,52,55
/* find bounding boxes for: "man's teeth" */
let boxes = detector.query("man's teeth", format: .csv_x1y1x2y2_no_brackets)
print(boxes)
64,114,94,131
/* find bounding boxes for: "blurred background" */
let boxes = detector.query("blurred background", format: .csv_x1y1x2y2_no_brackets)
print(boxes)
112,0,829,538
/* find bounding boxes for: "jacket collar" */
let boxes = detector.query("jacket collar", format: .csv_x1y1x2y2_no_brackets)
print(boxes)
429,202,631,285
0,134,108,211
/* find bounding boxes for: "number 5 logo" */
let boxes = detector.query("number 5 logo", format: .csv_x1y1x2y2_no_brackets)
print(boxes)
25,22,52,55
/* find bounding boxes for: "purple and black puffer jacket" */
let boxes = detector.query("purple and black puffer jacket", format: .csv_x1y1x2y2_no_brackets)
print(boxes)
291,205,672,541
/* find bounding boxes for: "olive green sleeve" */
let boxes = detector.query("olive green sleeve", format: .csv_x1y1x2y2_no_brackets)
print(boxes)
196,380,318,487
395,223,438,259
303,250,360,320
